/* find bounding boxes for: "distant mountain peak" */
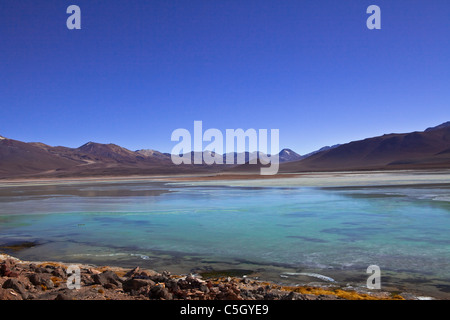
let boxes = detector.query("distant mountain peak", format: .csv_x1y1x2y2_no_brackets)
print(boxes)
81,141,116,146
80,141,96,147
136,149,171,160
280,148,293,154
0,135,6,140
425,121,450,132
136,149,159,155
79,141,123,149
278,148,302,162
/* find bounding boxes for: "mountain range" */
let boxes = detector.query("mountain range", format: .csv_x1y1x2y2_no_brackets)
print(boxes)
0,122,449,179
0,136,301,178
280,121,450,172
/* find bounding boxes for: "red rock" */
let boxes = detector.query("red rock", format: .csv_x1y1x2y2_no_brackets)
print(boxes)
28,273,55,289
0,288,23,300
122,278,155,292
124,267,140,278
92,270,122,287
2,278,28,299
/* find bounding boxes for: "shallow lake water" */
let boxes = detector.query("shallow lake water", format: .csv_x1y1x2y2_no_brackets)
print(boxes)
0,178,449,298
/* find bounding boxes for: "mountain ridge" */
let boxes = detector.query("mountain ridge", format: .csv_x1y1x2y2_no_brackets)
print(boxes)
279,122,450,172
1,121,449,178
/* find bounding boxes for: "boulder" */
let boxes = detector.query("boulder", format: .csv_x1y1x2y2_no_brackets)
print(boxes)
165,279,179,292
281,291,307,300
0,259,20,277
92,270,123,287
1,259,16,269
55,293,74,300
149,285,173,300
122,278,155,293
34,267,52,273
124,267,140,278
52,267,67,279
81,273,94,286
28,273,55,289
0,288,23,300
139,269,160,278
2,278,28,299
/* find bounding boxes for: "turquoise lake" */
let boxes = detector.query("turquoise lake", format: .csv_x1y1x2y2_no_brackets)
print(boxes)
0,179,449,298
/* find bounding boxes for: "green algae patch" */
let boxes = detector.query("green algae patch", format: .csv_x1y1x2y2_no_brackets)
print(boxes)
0,241,38,252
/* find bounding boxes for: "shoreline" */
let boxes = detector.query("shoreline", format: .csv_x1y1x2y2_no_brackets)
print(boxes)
1,254,412,301
2,239,445,300
1,169,450,188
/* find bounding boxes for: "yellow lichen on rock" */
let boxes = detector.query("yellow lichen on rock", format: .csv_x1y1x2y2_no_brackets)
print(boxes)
37,262,67,269
281,285,405,300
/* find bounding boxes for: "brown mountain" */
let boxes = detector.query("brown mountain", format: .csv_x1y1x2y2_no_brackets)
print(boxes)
280,122,450,172
2,122,449,179
76,142,144,164
135,149,171,161
0,139,217,179
278,148,303,162
0,138,83,178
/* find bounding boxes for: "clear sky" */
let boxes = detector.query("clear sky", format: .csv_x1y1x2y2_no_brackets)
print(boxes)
1,0,449,154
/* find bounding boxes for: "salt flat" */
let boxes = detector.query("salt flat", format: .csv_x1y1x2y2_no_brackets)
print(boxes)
170,170,450,188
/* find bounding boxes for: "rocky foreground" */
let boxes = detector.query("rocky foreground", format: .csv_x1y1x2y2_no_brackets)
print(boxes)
0,254,405,300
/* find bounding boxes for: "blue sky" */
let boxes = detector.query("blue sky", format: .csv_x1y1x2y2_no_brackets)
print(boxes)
1,0,449,154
